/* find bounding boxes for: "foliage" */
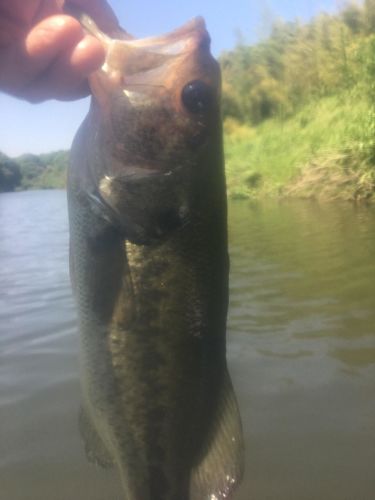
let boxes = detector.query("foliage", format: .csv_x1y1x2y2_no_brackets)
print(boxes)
0,152,21,192
0,151,68,192
16,154,46,189
222,0,375,201
220,1,374,125
225,90,375,200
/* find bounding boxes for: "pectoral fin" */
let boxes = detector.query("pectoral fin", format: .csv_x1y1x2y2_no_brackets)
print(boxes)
79,405,114,469
190,369,244,500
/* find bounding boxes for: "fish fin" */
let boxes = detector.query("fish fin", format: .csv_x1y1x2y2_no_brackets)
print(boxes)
190,368,244,500
79,406,114,469
69,243,76,293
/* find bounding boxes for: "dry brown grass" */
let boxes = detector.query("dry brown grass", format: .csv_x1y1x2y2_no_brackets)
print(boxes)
283,152,375,202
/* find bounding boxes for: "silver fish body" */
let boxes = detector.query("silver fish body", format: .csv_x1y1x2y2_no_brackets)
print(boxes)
67,11,243,500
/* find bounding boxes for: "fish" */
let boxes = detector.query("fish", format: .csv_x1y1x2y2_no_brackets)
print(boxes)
66,5,244,500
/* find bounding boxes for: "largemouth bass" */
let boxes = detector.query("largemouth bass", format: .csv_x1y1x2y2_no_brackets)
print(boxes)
66,7,244,500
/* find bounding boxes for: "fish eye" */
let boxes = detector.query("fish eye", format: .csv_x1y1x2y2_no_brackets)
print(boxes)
181,80,213,114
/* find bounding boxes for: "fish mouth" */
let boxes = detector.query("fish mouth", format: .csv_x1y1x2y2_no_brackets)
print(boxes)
64,5,216,96
65,5,209,53
115,17,209,52
103,18,210,89
99,166,177,183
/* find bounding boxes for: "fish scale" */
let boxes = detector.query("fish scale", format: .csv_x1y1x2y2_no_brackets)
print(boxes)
66,5,244,499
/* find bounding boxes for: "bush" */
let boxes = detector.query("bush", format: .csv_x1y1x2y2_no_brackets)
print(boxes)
0,152,21,192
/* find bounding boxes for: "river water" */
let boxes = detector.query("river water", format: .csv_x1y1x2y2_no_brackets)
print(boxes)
0,190,374,500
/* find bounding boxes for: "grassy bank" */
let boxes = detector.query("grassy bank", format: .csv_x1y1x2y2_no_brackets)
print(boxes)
224,88,375,201
220,1,375,202
1,96,374,200
2,88,375,200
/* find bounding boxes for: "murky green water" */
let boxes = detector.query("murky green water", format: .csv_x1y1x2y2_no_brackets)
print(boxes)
228,200,375,500
1,191,374,499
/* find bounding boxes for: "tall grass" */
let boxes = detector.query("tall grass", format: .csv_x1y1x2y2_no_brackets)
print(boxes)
224,88,375,200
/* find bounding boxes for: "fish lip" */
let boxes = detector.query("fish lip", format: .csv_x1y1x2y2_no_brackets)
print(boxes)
118,17,209,50
97,19,212,87
68,10,212,78
104,165,181,182
64,4,208,47
120,170,174,181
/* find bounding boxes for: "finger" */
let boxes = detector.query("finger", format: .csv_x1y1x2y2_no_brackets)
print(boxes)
0,0,41,25
0,15,84,96
0,14,105,101
25,15,83,68
22,34,105,102
0,14,25,46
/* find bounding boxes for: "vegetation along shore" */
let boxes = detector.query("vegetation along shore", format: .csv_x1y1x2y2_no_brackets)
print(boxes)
1,1,375,201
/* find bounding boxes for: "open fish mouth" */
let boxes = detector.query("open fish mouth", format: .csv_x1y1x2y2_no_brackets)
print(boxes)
66,1,221,189
64,3,217,104
65,3,209,55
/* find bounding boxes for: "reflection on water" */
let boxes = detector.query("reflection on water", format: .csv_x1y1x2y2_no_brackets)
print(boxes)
0,191,374,500
228,200,375,500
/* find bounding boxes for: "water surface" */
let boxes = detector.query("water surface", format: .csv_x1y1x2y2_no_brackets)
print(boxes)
0,191,374,499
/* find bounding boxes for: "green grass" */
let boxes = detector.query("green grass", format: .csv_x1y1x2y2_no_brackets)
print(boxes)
224,89,375,201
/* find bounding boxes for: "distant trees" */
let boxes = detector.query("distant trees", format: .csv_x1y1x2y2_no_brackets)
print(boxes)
0,152,21,192
220,0,375,125
342,2,364,33
16,154,46,189
0,151,68,192
365,0,375,32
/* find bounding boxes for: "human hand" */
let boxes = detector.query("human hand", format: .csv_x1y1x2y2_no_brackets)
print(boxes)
0,0,119,102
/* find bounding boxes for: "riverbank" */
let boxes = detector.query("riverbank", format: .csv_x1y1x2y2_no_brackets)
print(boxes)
1,92,374,202
225,89,375,202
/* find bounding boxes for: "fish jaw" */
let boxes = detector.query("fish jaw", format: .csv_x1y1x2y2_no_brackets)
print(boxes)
90,17,218,114
88,15,221,164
